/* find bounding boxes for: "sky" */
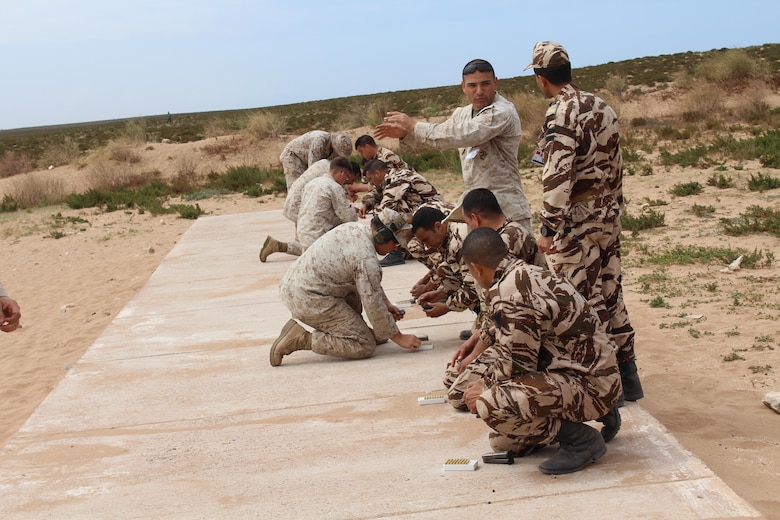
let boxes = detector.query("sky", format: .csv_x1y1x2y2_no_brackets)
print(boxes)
1,0,778,130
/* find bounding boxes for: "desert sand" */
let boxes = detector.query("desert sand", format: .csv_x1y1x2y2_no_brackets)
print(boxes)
1,128,779,519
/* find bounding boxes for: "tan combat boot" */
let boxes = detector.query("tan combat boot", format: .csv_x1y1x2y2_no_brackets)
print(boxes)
270,319,312,366
259,236,287,262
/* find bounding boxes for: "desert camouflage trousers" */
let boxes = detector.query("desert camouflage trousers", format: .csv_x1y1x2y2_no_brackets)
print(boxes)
443,347,499,410
280,151,308,190
545,220,636,363
280,287,387,359
475,369,621,454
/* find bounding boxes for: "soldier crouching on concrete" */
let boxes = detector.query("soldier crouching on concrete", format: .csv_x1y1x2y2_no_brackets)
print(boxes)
461,228,621,475
270,208,422,366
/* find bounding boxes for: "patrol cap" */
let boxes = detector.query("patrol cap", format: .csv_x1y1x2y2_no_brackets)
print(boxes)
524,41,570,71
376,207,410,250
331,132,353,158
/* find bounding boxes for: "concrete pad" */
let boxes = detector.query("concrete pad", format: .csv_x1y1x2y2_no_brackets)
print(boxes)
0,210,763,519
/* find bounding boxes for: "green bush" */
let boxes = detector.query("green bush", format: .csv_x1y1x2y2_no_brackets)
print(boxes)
670,181,703,196
747,172,780,192
707,173,735,188
721,205,780,237
622,209,666,232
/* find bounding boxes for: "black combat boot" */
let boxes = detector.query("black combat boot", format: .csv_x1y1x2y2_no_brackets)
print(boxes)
620,360,644,401
597,406,621,442
379,249,405,267
538,420,607,475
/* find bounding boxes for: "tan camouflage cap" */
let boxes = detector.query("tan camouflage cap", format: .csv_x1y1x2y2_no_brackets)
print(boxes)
523,41,570,71
331,132,353,158
376,207,410,250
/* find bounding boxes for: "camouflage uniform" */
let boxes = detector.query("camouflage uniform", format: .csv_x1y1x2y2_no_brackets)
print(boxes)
375,145,409,171
404,93,532,227
279,222,399,359
538,83,635,364
407,222,478,312
472,257,621,453
280,130,352,189
443,219,542,408
283,159,330,223
287,175,357,256
361,168,451,219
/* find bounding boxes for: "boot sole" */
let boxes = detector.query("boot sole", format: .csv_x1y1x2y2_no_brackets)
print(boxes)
538,443,607,475
270,319,298,366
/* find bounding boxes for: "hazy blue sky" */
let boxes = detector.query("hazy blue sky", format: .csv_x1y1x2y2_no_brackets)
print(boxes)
1,0,778,130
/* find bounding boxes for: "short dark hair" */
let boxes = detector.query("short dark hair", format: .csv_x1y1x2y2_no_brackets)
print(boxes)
350,161,362,176
534,63,572,86
462,227,507,268
462,59,495,77
329,156,352,175
462,188,503,219
363,159,388,175
355,134,377,148
411,206,445,234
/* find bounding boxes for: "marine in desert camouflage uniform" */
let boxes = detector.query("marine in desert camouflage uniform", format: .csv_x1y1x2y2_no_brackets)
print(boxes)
527,41,643,402
269,209,422,366
408,207,479,319
461,228,621,474
443,189,543,408
284,160,362,224
260,158,359,261
279,130,353,189
375,59,532,230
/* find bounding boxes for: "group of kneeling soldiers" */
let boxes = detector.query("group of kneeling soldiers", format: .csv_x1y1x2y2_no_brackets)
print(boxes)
260,41,644,476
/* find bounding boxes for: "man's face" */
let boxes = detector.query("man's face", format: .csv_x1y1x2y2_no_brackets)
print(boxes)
463,211,478,232
335,169,357,187
364,168,386,188
467,262,491,290
357,144,377,162
535,74,554,98
461,70,498,112
413,222,446,251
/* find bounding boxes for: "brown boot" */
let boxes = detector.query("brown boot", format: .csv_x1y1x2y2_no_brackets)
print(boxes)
259,236,287,262
270,319,311,366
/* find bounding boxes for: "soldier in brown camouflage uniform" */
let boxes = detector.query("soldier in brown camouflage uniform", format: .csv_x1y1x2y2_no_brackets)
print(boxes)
443,189,544,408
260,158,359,261
461,228,621,474
527,41,643,403
355,134,409,170
408,207,479,320
270,209,422,366
279,130,353,190
375,59,532,230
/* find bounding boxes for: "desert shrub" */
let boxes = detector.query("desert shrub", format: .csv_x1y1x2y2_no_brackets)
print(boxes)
747,172,780,192
722,205,780,237
647,244,771,268
505,90,548,139
207,164,286,195
201,137,244,159
714,130,780,168
401,149,462,174
733,82,772,122
680,84,724,122
670,181,703,196
707,173,735,188
630,117,647,127
622,209,665,232
85,162,160,192
0,152,34,178
170,203,205,219
661,147,709,168
0,194,19,212
38,136,81,168
244,111,286,139
655,126,693,141
690,204,715,217
105,138,142,163
120,118,148,143
695,49,768,86
604,74,628,97
5,172,66,209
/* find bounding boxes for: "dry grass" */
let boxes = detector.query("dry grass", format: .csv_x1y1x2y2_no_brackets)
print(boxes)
0,152,34,179
105,138,143,163
38,136,81,168
4,172,66,208
505,90,548,139
244,111,287,140
85,162,160,192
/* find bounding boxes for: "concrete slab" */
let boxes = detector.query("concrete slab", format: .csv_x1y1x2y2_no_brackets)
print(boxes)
0,210,763,519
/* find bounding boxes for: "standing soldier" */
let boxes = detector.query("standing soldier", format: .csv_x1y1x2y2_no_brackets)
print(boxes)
527,41,643,403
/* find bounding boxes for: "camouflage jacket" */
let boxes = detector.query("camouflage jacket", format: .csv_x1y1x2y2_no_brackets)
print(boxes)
283,159,331,222
537,83,623,233
435,222,479,312
405,93,532,222
362,168,449,219
297,175,358,248
481,257,618,385
376,145,409,171
281,130,339,165
476,219,541,341
280,222,399,340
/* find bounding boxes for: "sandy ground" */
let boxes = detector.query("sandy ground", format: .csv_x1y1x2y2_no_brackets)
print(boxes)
1,132,779,519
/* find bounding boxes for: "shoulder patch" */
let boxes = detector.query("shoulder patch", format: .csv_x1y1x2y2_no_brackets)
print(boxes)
545,103,558,117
